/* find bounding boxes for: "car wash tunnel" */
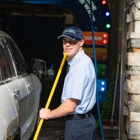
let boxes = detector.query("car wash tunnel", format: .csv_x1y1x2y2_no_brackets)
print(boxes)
0,0,140,140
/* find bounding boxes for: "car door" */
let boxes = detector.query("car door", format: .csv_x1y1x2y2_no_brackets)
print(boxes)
5,37,31,138
6,78,29,135
7,37,41,139
0,38,18,140
0,36,28,139
21,73,41,134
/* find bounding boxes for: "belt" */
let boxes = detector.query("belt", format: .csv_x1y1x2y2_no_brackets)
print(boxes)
65,112,92,120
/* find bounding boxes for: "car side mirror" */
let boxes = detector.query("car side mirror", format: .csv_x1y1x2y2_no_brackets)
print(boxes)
31,58,47,79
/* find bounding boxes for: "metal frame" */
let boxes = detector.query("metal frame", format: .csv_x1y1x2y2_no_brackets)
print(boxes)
119,0,128,139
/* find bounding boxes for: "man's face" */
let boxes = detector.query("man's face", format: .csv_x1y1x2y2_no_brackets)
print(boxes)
62,37,84,61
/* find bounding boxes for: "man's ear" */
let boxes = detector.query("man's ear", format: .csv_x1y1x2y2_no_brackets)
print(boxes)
80,39,84,46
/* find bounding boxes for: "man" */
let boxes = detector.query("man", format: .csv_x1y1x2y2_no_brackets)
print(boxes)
39,26,96,140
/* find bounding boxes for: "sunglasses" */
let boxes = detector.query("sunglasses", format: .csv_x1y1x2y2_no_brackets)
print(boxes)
62,39,80,45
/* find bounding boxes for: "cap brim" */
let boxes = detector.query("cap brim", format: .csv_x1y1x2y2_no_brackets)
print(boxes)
57,35,79,41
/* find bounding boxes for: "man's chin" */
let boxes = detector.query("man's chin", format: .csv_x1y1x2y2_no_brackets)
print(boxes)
66,51,71,56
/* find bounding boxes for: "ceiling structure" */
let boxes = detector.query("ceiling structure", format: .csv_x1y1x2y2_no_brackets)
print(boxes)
0,0,111,31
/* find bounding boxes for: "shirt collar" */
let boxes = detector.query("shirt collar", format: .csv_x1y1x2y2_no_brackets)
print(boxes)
68,50,85,66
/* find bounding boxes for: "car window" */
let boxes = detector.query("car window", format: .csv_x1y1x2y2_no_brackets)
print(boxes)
7,38,27,76
0,38,15,82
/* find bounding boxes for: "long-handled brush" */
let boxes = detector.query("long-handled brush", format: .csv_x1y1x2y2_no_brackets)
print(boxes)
33,52,67,140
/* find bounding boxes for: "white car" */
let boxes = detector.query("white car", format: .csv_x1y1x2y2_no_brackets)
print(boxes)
0,30,46,140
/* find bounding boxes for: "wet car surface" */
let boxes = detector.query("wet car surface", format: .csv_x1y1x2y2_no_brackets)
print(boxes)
0,30,46,140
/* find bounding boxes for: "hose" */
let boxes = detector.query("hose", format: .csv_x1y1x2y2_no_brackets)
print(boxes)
89,0,104,139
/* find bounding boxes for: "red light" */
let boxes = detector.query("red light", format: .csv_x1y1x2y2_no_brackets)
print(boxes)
103,40,107,44
103,34,107,38
102,0,106,4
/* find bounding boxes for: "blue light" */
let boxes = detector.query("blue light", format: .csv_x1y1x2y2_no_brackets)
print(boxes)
105,12,110,16
101,87,105,91
97,79,107,92
98,78,108,102
101,81,105,85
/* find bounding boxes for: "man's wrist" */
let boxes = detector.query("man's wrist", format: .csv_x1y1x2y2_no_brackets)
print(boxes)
46,111,53,120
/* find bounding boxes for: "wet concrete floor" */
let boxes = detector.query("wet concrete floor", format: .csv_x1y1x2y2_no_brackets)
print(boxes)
38,118,65,140
37,76,118,140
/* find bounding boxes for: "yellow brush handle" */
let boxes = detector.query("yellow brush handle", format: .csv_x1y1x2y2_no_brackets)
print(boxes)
33,52,67,140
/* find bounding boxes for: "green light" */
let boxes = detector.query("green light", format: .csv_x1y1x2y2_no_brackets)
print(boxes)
106,24,110,28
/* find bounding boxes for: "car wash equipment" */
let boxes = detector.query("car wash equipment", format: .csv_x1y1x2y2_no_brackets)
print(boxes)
111,54,121,127
89,0,104,139
33,52,67,140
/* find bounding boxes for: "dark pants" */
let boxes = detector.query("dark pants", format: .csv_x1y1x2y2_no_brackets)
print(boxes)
65,114,96,140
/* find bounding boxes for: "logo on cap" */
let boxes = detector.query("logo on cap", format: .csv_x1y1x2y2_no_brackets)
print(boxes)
63,28,76,34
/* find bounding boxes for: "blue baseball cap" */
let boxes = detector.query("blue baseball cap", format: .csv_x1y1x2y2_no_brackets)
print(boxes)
58,26,84,41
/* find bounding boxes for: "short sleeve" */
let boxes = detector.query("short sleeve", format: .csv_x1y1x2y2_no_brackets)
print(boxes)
66,69,87,100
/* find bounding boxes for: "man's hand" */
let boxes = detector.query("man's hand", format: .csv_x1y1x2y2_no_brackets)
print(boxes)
39,98,78,120
39,108,52,120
